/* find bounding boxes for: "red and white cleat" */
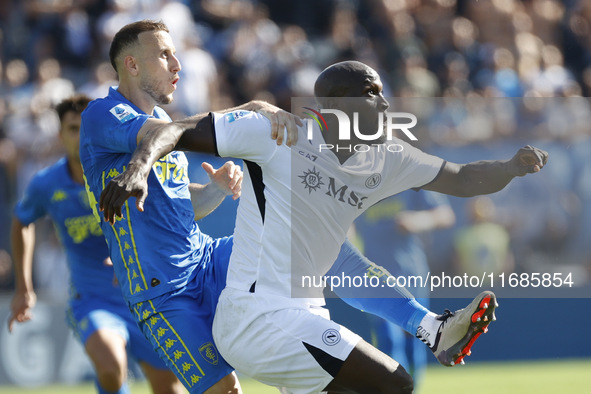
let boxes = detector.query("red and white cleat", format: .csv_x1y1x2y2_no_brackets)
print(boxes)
428,291,497,367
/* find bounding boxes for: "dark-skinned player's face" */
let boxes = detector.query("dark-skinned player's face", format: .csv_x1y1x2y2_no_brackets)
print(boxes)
339,67,390,144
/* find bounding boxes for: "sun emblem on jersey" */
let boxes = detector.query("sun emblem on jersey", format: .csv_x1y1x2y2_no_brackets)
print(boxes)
299,167,324,194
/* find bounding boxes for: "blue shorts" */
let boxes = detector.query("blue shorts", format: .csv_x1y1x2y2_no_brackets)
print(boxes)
67,293,168,369
131,236,234,394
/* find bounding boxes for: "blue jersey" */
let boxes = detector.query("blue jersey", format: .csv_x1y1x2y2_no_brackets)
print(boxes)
14,158,121,302
79,87,214,304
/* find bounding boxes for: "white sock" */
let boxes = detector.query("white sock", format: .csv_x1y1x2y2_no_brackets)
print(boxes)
416,312,440,348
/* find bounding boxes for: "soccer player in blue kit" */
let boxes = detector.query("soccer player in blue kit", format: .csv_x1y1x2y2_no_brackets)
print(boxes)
8,95,184,394
98,55,548,393
79,20,289,394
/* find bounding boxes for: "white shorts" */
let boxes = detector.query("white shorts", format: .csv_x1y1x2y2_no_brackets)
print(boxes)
212,287,361,394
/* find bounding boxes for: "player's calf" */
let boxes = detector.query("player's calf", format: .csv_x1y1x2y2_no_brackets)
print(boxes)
324,339,413,394
85,329,128,392
203,372,242,394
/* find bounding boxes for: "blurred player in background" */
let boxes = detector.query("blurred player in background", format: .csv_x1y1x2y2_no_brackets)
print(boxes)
453,196,514,277
8,95,184,394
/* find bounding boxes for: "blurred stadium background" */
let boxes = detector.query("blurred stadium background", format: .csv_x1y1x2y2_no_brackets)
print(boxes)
0,0,590,392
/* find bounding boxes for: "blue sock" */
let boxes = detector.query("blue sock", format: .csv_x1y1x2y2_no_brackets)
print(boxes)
95,378,131,394
329,239,430,334
339,296,428,334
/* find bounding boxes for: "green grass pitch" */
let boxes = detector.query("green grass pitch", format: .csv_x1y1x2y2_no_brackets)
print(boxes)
0,359,589,393
418,359,590,394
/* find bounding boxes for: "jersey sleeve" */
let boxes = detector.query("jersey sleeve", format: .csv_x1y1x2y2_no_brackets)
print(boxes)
386,139,445,192
211,111,278,165
82,99,151,154
14,172,48,225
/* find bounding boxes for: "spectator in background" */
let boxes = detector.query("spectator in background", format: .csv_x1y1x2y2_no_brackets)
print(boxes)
172,32,220,116
0,249,11,291
0,97,16,291
453,196,514,277
79,61,119,99
34,57,75,106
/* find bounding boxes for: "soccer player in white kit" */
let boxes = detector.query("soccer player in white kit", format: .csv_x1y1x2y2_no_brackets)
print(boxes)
100,61,548,393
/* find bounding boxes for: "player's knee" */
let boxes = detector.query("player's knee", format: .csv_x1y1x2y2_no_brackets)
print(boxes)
95,366,125,392
385,366,413,394
94,357,126,391
393,366,414,394
143,368,184,394
86,330,127,391
92,352,126,391
203,372,241,394
151,381,186,394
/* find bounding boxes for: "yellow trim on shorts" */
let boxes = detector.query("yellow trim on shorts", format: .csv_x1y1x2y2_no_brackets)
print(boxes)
133,300,206,389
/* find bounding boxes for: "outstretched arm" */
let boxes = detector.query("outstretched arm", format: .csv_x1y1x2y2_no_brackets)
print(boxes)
99,101,300,224
8,218,37,332
423,145,548,197
122,101,287,189
132,101,302,165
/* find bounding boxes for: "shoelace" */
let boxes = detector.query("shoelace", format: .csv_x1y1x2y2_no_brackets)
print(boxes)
430,309,455,350
437,309,454,322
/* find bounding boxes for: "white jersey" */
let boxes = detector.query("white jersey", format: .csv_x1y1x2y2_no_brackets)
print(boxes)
213,111,443,301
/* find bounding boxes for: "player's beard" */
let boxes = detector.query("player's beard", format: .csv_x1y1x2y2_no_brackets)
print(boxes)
140,76,173,105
